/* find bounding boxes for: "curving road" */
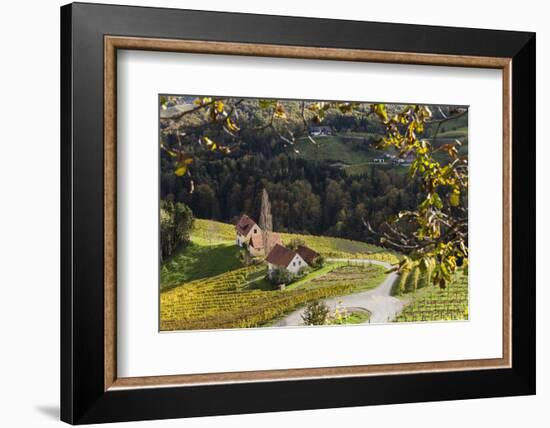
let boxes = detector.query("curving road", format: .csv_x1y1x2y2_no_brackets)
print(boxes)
274,258,404,327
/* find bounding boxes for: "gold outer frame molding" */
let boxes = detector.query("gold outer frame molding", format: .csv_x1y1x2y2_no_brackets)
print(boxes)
104,36,512,391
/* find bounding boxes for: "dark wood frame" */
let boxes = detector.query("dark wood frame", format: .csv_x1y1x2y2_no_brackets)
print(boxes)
61,2,536,424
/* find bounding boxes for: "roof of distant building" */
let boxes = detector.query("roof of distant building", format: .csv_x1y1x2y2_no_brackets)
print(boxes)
249,232,282,250
235,215,258,236
265,244,296,268
296,245,320,265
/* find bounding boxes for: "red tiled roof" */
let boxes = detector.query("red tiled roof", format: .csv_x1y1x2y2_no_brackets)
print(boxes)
249,233,263,249
249,232,283,250
265,244,296,268
296,245,320,265
235,215,258,236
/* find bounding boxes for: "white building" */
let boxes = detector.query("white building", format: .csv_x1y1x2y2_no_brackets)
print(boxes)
265,244,308,277
235,215,261,247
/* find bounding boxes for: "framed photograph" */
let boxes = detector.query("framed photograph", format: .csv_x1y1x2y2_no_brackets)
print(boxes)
61,2,536,424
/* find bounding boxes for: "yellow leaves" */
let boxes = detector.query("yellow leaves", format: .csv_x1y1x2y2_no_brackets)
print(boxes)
274,103,287,119
194,97,212,105
174,164,188,176
209,101,226,121
436,143,459,160
307,102,326,112
225,117,240,132
160,143,193,176
199,136,232,154
449,188,460,207
201,136,218,151
174,155,193,176
160,143,178,158
373,104,388,122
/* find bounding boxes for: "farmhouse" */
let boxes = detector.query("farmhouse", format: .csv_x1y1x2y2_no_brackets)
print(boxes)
248,231,283,257
392,152,415,166
295,245,321,266
265,244,308,277
235,215,261,247
309,126,332,137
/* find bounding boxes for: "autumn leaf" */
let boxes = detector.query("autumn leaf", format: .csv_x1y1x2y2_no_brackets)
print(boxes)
274,103,287,119
226,117,240,132
450,190,460,207
174,165,188,176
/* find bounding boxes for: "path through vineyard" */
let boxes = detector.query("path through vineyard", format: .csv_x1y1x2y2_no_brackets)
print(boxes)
274,259,402,326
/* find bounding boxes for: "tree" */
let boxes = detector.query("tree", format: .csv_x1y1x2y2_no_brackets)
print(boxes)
192,183,219,219
311,255,325,269
302,301,330,326
160,201,194,261
268,268,293,286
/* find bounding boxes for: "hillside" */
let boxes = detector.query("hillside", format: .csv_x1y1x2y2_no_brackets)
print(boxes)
160,218,398,290
294,134,381,165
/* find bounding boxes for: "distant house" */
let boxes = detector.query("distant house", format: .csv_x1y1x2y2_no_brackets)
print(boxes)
392,152,415,166
265,244,308,277
403,152,415,164
235,215,261,247
309,126,332,137
248,232,283,257
295,245,321,266
373,158,385,164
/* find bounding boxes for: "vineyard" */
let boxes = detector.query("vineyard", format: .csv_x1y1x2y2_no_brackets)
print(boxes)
160,264,386,331
160,218,401,330
394,271,469,323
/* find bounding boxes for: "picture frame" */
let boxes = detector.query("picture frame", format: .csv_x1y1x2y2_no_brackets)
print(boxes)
61,2,535,424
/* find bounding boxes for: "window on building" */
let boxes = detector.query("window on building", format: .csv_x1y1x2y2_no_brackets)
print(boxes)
292,262,296,266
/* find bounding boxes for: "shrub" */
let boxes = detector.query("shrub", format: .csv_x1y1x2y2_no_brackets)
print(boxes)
287,238,306,251
269,268,294,285
301,300,330,325
311,255,325,268
295,266,311,279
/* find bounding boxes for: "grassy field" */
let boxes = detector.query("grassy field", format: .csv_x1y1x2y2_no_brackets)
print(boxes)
160,242,242,290
329,310,370,325
308,264,387,292
393,270,468,322
294,135,380,165
160,263,386,331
